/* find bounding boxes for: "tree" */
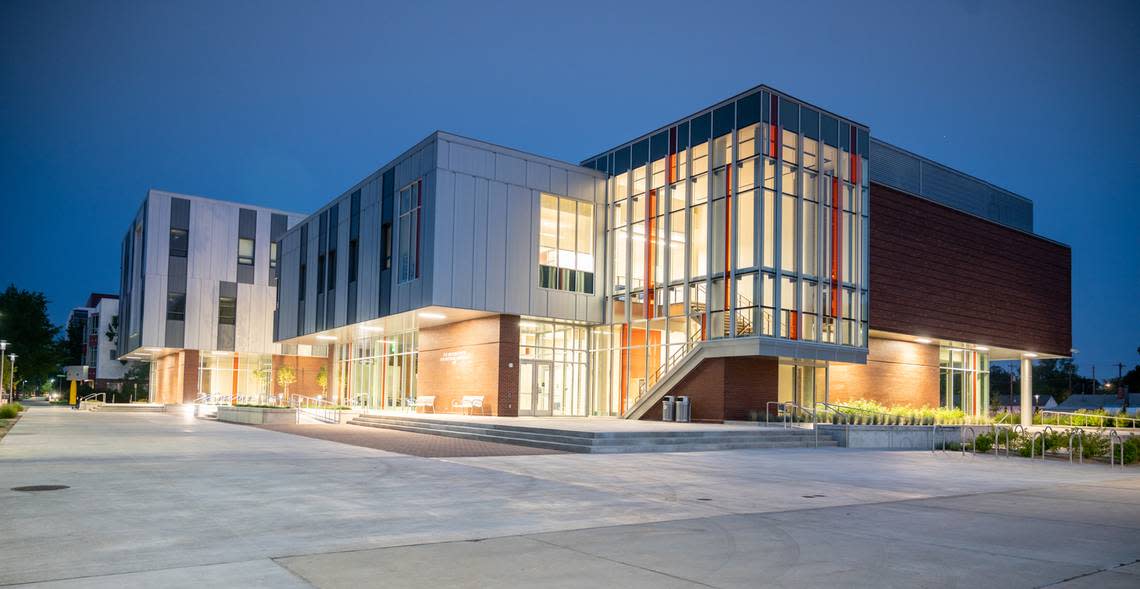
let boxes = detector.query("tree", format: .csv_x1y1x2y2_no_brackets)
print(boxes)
62,319,85,366
0,285,64,388
316,365,328,396
276,365,297,396
252,366,272,398
105,314,119,347
121,362,149,402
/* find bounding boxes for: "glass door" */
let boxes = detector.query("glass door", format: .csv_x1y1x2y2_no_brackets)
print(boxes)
519,361,553,416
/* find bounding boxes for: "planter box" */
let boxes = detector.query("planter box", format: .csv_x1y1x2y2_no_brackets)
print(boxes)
818,424,964,450
216,406,297,425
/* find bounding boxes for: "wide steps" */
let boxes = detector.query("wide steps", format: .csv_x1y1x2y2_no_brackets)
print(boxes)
90,403,167,413
347,414,835,453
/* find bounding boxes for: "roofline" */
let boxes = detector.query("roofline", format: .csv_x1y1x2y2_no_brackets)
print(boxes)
871,180,1069,249
436,130,604,177
145,189,307,219
870,137,1034,206
580,82,870,165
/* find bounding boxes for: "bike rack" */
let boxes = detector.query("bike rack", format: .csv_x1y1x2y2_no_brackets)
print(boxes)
1109,430,1124,470
1068,428,1083,464
961,426,976,455
994,427,1011,458
1034,426,1055,461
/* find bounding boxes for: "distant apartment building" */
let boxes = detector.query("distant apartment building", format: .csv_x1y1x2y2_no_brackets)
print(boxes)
116,190,324,404
66,293,125,389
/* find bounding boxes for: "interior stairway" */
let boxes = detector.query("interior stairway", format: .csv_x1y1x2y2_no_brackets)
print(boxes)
347,414,836,453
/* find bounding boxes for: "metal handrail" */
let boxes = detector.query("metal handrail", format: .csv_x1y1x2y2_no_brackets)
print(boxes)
633,329,703,405
80,392,106,404
1039,409,1137,429
290,394,341,424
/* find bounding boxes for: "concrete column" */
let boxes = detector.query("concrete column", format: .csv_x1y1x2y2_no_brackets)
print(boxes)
1020,357,1033,427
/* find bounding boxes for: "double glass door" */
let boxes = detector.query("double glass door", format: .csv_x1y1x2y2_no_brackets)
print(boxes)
519,361,552,416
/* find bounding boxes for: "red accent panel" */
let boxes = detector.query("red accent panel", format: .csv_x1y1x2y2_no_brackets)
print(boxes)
668,127,677,185
831,176,841,318
724,165,732,312
646,189,656,320
790,310,799,340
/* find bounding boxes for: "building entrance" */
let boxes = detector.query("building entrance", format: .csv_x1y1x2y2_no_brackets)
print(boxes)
519,360,552,416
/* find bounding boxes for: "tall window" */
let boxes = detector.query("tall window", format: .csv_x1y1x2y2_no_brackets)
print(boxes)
218,296,237,326
398,180,421,283
238,238,254,266
381,223,392,270
169,228,188,257
269,242,278,269
539,193,594,293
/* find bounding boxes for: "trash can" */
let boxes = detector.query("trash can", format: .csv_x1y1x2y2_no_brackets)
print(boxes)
661,396,676,421
676,395,691,423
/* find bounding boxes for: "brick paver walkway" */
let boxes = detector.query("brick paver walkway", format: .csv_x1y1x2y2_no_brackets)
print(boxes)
254,422,564,457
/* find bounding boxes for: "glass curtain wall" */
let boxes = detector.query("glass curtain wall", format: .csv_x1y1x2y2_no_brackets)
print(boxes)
939,346,990,417
198,352,273,403
519,320,589,416
591,89,870,415
334,331,418,410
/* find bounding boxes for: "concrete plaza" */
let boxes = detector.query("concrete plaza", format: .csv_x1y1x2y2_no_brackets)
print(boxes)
1,407,1138,588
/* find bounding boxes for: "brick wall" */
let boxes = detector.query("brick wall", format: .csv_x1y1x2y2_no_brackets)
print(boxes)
417,315,519,415
829,338,939,408
272,353,329,398
642,356,779,423
870,183,1071,355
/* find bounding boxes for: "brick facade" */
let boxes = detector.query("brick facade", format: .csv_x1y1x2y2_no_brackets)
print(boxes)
642,356,779,423
869,183,1071,356
417,314,519,416
829,338,940,408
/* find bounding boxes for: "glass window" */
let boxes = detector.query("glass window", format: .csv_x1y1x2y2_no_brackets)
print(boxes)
780,195,796,273
689,202,707,277
762,189,775,269
398,181,421,283
802,200,817,278
218,296,236,325
269,242,278,269
238,238,254,266
736,189,755,269
169,228,188,258
540,193,594,293
166,292,185,321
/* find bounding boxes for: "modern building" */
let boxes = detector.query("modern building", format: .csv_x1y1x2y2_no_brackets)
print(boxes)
66,293,125,389
273,83,1071,422
117,189,325,404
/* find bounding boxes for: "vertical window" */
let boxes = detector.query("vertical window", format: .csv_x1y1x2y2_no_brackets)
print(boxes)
218,296,236,325
538,193,595,293
348,239,359,282
381,223,392,270
238,238,254,266
298,264,306,301
166,292,186,321
398,180,421,283
169,228,188,257
269,242,278,269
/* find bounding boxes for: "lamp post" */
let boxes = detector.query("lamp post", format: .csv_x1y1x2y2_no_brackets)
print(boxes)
8,353,17,403
0,341,7,404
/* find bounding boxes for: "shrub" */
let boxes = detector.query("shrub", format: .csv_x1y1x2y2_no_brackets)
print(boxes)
0,404,18,419
1121,437,1140,465
1082,432,1109,459
973,432,994,453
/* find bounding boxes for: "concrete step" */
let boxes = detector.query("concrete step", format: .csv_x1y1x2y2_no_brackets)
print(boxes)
346,415,836,453
91,404,167,413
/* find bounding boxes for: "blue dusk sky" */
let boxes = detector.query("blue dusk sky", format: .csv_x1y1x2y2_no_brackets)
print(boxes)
1,0,1137,375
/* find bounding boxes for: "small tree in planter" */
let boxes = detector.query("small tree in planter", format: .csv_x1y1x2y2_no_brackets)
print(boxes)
316,366,328,398
277,366,297,400
252,367,272,401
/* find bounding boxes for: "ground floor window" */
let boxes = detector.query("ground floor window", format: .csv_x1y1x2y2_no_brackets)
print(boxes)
198,352,273,403
939,346,989,416
335,331,418,409
519,320,589,416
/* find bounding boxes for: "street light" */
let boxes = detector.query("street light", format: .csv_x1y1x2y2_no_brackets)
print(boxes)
8,353,17,403
8,350,16,401
0,340,7,403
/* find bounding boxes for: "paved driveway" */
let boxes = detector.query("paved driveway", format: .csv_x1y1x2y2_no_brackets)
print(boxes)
1,407,1137,588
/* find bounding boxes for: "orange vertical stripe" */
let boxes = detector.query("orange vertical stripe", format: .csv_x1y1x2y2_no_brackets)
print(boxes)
232,352,239,406
645,189,655,320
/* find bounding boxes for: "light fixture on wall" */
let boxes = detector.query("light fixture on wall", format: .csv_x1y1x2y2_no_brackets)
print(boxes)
976,346,990,351
315,335,337,341
418,312,446,320
914,338,932,344
1023,352,1038,358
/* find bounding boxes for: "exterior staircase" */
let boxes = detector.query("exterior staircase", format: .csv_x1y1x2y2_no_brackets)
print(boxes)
346,414,835,453
89,403,167,413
